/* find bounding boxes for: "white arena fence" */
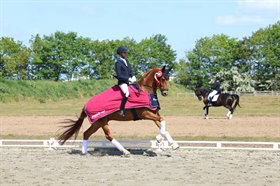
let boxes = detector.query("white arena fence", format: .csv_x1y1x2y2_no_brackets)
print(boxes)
177,91,280,97
0,138,279,151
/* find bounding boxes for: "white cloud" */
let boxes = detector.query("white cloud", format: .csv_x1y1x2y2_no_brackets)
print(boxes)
216,15,266,25
238,0,280,12
217,0,279,25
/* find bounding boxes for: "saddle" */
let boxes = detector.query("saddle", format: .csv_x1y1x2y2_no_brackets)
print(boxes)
211,94,220,102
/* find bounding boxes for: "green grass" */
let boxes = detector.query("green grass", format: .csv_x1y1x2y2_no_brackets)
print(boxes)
0,95,279,116
0,79,116,103
159,96,280,116
1,80,278,141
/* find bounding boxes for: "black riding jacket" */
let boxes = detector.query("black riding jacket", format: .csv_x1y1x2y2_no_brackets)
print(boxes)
211,81,221,93
115,58,134,85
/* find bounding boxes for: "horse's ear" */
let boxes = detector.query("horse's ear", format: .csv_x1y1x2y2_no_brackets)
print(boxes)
161,65,166,72
168,65,173,72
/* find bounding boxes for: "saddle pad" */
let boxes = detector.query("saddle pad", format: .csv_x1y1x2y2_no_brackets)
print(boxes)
212,94,219,102
84,85,159,123
149,93,160,108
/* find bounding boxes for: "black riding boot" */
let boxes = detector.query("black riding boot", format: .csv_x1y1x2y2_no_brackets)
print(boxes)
208,98,212,106
119,97,128,117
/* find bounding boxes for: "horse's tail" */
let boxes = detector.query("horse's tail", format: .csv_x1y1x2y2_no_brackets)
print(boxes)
58,108,87,145
232,94,241,110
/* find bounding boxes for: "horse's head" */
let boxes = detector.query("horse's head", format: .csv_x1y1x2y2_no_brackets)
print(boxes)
154,66,172,96
138,65,173,96
194,88,206,101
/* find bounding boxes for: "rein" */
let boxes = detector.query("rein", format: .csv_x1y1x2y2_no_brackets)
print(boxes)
142,84,153,88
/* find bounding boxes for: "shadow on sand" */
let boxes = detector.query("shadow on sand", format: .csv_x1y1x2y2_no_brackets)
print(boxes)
68,148,159,157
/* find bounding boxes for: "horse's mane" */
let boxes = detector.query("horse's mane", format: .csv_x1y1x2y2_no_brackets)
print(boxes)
196,87,210,95
139,68,161,81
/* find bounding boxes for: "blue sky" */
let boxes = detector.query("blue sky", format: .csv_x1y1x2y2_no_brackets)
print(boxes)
1,0,279,59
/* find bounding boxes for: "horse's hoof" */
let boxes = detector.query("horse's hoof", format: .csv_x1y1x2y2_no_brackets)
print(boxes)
227,111,231,118
204,116,209,120
171,142,180,150
122,149,131,156
81,149,88,155
228,114,233,119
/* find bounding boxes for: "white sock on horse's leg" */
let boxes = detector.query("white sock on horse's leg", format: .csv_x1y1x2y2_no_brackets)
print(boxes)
111,139,125,152
82,140,88,154
227,111,231,117
164,131,174,144
160,120,166,135
159,121,174,144
159,121,179,150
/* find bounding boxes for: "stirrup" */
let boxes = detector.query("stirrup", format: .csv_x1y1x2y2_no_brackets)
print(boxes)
119,110,125,117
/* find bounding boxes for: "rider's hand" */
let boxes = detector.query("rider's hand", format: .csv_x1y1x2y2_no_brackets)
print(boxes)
131,76,137,83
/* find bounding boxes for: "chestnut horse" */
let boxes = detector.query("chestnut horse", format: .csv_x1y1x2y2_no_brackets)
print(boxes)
58,66,179,155
194,88,241,119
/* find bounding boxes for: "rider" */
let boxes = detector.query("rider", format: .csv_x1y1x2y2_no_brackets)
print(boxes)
115,46,136,117
208,77,221,106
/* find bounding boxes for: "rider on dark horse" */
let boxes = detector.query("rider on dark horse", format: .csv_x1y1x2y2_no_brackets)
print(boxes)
115,46,137,117
208,77,221,106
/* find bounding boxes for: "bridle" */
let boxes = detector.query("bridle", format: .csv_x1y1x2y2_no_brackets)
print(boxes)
141,70,168,93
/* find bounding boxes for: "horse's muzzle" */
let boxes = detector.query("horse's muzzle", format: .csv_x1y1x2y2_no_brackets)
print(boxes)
197,96,202,101
161,90,168,96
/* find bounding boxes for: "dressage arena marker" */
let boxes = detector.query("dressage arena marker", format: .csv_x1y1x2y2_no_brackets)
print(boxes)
0,138,279,151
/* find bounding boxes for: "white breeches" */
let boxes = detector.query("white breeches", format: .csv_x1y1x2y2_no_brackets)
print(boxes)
208,90,218,100
119,83,129,97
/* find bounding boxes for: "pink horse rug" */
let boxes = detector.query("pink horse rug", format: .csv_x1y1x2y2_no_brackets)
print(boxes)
84,85,159,123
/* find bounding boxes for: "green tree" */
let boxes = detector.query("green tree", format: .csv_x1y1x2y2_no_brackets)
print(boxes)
0,37,29,79
210,67,255,92
135,34,176,74
186,34,239,88
174,59,189,86
250,21,280,90
30,32,87,80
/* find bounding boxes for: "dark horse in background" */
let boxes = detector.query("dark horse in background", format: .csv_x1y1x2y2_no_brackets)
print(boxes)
194,88,241,119
58,66,179,155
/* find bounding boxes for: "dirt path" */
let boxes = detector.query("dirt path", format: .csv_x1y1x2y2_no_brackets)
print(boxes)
0,148,279,185
1,116,279,139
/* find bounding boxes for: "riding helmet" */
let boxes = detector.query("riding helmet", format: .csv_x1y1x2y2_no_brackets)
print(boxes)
117,46,129,55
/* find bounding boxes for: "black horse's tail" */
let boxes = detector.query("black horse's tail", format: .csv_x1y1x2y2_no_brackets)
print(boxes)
58,108,87,145
232,94,241,110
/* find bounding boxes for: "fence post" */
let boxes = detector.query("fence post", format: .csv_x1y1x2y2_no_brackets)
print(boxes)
273,143,278,150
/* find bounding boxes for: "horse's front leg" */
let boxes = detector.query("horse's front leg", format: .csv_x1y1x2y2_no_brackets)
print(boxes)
203,106,209,119
102,124,130,156
141,110,179,150
226,106,233,119
155,120,179,150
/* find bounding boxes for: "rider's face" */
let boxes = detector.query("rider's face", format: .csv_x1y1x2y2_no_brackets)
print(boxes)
121,51,128,59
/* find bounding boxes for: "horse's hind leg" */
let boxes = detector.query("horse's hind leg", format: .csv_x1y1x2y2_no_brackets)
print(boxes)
102,124,130,156
82,120,104,154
